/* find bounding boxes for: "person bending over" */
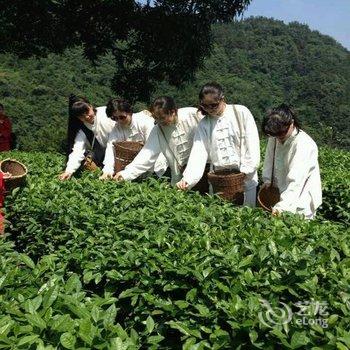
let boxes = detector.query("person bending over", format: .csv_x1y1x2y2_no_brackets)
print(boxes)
177,82,260,207
261,104,322,219
100,98,166,180
59,96,115,180
114,96,202,185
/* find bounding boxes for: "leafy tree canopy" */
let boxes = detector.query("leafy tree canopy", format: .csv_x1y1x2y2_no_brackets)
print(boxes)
0,0,250,101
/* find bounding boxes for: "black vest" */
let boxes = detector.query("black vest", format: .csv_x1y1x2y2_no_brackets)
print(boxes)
80,122,106,168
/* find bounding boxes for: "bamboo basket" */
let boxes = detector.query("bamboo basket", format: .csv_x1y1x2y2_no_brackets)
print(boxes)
0,159,27,193
258,186,280,212
114,141,143,173
208,169,245,204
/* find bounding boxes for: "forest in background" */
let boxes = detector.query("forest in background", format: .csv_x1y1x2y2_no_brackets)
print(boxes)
0,17,349,152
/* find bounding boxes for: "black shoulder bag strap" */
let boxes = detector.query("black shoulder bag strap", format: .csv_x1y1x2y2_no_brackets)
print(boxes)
80,124,105,167
271,138,277,186
232,104,243,170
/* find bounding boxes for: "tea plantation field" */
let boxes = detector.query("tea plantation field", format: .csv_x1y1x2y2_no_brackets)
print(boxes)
0,148,349,349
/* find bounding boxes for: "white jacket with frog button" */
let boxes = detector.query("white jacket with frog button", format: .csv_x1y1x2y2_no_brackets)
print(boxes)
182,104,260,192
119,107,202,185
102,111,167,176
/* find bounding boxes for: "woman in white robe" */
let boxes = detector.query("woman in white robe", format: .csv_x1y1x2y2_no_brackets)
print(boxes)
177,82,260,207
114,96,202,185
261,104,322,219
100,98,166,179
59,97,115,180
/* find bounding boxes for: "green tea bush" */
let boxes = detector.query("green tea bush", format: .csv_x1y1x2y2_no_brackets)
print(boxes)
0,240,137,349
318,147,350,224
1,150,350,349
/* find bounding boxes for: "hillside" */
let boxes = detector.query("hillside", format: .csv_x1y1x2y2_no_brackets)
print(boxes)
157,17,350,149
0,17,349,152
0,146,349,348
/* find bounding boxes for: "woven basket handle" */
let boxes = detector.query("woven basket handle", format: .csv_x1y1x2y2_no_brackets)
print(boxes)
271,138,277,187
232,105,243,169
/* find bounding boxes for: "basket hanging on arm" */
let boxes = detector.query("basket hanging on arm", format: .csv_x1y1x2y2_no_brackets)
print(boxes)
114,141,144,173
207,105,246,204
258,185,280,212
257,139,281,212
0,159,28,193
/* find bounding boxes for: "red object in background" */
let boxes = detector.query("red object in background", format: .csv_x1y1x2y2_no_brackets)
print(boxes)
0,172,5,234
0,116,12,152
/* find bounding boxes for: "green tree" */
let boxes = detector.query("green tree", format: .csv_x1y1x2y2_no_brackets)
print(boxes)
0,0,251,102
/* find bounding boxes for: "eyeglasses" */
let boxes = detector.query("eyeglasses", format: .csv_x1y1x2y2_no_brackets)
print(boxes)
153,112,171,121
200,102,221,110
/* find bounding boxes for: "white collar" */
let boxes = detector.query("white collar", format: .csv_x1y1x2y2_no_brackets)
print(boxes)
83,121,94,130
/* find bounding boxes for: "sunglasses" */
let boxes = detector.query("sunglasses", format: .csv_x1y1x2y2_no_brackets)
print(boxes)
112,114,128,121
200,102,221,110
153,112,173,120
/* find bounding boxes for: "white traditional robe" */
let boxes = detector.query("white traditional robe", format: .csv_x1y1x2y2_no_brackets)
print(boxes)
182,104,260,206
119,107,201,185
65,106,115,174
102,111,165,176
262,129,322,218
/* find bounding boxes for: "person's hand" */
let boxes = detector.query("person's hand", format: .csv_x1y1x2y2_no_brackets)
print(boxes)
261,182,271,190
113,172,124,182
176,179,189,191
272,208,280,216
99,173,113,180
59,172,72,181
2,172,11,179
